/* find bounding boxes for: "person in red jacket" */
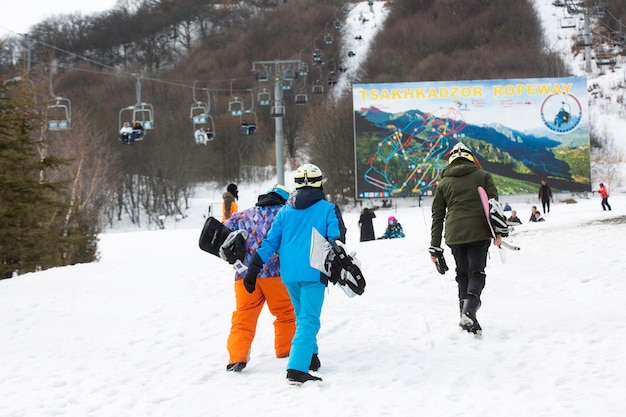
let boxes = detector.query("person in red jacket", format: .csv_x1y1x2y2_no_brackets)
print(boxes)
593,183,612,211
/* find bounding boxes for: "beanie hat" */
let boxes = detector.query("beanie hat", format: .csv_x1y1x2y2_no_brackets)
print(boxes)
227,183,238,199
267,184,290,202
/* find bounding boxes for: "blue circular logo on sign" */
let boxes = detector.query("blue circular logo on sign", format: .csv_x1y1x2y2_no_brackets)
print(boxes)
540,93,583,134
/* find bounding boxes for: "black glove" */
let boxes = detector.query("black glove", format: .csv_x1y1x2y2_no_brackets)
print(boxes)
243,252,264,293
428,246,449,275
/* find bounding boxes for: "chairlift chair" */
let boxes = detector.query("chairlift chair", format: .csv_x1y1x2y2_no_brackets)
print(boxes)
118,103,154,142
324,33,334,45
313,49,323,64
312,83,324,96
256,69,270,82
229,96,244,116
334,19,342,30
295,90,308,105
560,16,576,29
240,111,258,135
298,62,309,77
46,97,71,130
270,101,285,118
283,67,297,81
258,88,271,106
190,103,215,143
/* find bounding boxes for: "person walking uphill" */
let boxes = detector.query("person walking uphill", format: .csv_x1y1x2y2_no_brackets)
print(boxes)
244,164,347,385
593,182,612,211
222,185,295,373
538,179,553,215
222,183,239,222
429,142,503,336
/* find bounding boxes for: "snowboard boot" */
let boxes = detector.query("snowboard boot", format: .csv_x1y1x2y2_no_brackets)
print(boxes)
459,296,482,336
226,362,247,372
309,354,321,372
286,369,323,386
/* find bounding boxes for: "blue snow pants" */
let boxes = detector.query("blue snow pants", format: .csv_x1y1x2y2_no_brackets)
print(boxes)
284,281,326,373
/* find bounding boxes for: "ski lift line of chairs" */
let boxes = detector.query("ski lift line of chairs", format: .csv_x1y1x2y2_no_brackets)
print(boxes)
118,103,154,143
46,96,71,131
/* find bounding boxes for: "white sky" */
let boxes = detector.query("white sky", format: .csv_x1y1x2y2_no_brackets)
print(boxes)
0,1,119,36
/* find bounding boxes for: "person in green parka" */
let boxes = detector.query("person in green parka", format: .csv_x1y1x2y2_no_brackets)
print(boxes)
429,142,502,336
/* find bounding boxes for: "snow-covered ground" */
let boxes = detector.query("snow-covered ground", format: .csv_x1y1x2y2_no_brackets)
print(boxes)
2,179,626,417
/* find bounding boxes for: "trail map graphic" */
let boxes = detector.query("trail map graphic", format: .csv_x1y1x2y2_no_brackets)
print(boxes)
362,107,466,197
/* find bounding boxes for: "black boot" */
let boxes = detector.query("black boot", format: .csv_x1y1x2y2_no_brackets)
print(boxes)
286,369,322,385
459,296,482,336
226,362,247,372
309,354,321,371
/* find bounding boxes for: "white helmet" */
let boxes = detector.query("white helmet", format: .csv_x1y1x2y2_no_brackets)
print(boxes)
448,142,474,163
294,163,323,189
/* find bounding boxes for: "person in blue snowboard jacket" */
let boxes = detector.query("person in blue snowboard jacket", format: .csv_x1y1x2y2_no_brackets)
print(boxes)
244,163,347,386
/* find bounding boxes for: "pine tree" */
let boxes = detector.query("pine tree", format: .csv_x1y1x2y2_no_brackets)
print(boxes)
0,76,70,279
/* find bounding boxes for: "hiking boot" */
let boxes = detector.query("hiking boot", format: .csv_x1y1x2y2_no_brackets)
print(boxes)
309,354,321,371
459,296,482,336
286,369,322,385
226,362,247,372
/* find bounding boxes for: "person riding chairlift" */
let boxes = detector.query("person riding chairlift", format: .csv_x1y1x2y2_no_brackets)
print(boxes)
130,121,145,143
119,122,133,143
240,120,256,135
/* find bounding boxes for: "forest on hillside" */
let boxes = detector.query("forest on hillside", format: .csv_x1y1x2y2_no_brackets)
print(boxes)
1,0,624,277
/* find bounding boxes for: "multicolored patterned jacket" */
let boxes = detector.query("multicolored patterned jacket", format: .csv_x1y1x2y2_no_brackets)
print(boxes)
224,193,284,280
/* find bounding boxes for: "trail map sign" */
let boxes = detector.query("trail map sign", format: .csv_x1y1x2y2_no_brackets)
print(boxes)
352,77,590,198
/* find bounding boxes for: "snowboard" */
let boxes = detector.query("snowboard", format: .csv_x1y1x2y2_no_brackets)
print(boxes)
309,228,366,297
477,186,520,261
199,216,248,272
199,216,232,255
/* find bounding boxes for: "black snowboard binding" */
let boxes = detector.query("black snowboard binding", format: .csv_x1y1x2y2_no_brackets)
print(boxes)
329,239,366,296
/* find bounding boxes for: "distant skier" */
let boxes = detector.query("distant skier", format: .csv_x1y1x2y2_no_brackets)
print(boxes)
592,182,612,211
